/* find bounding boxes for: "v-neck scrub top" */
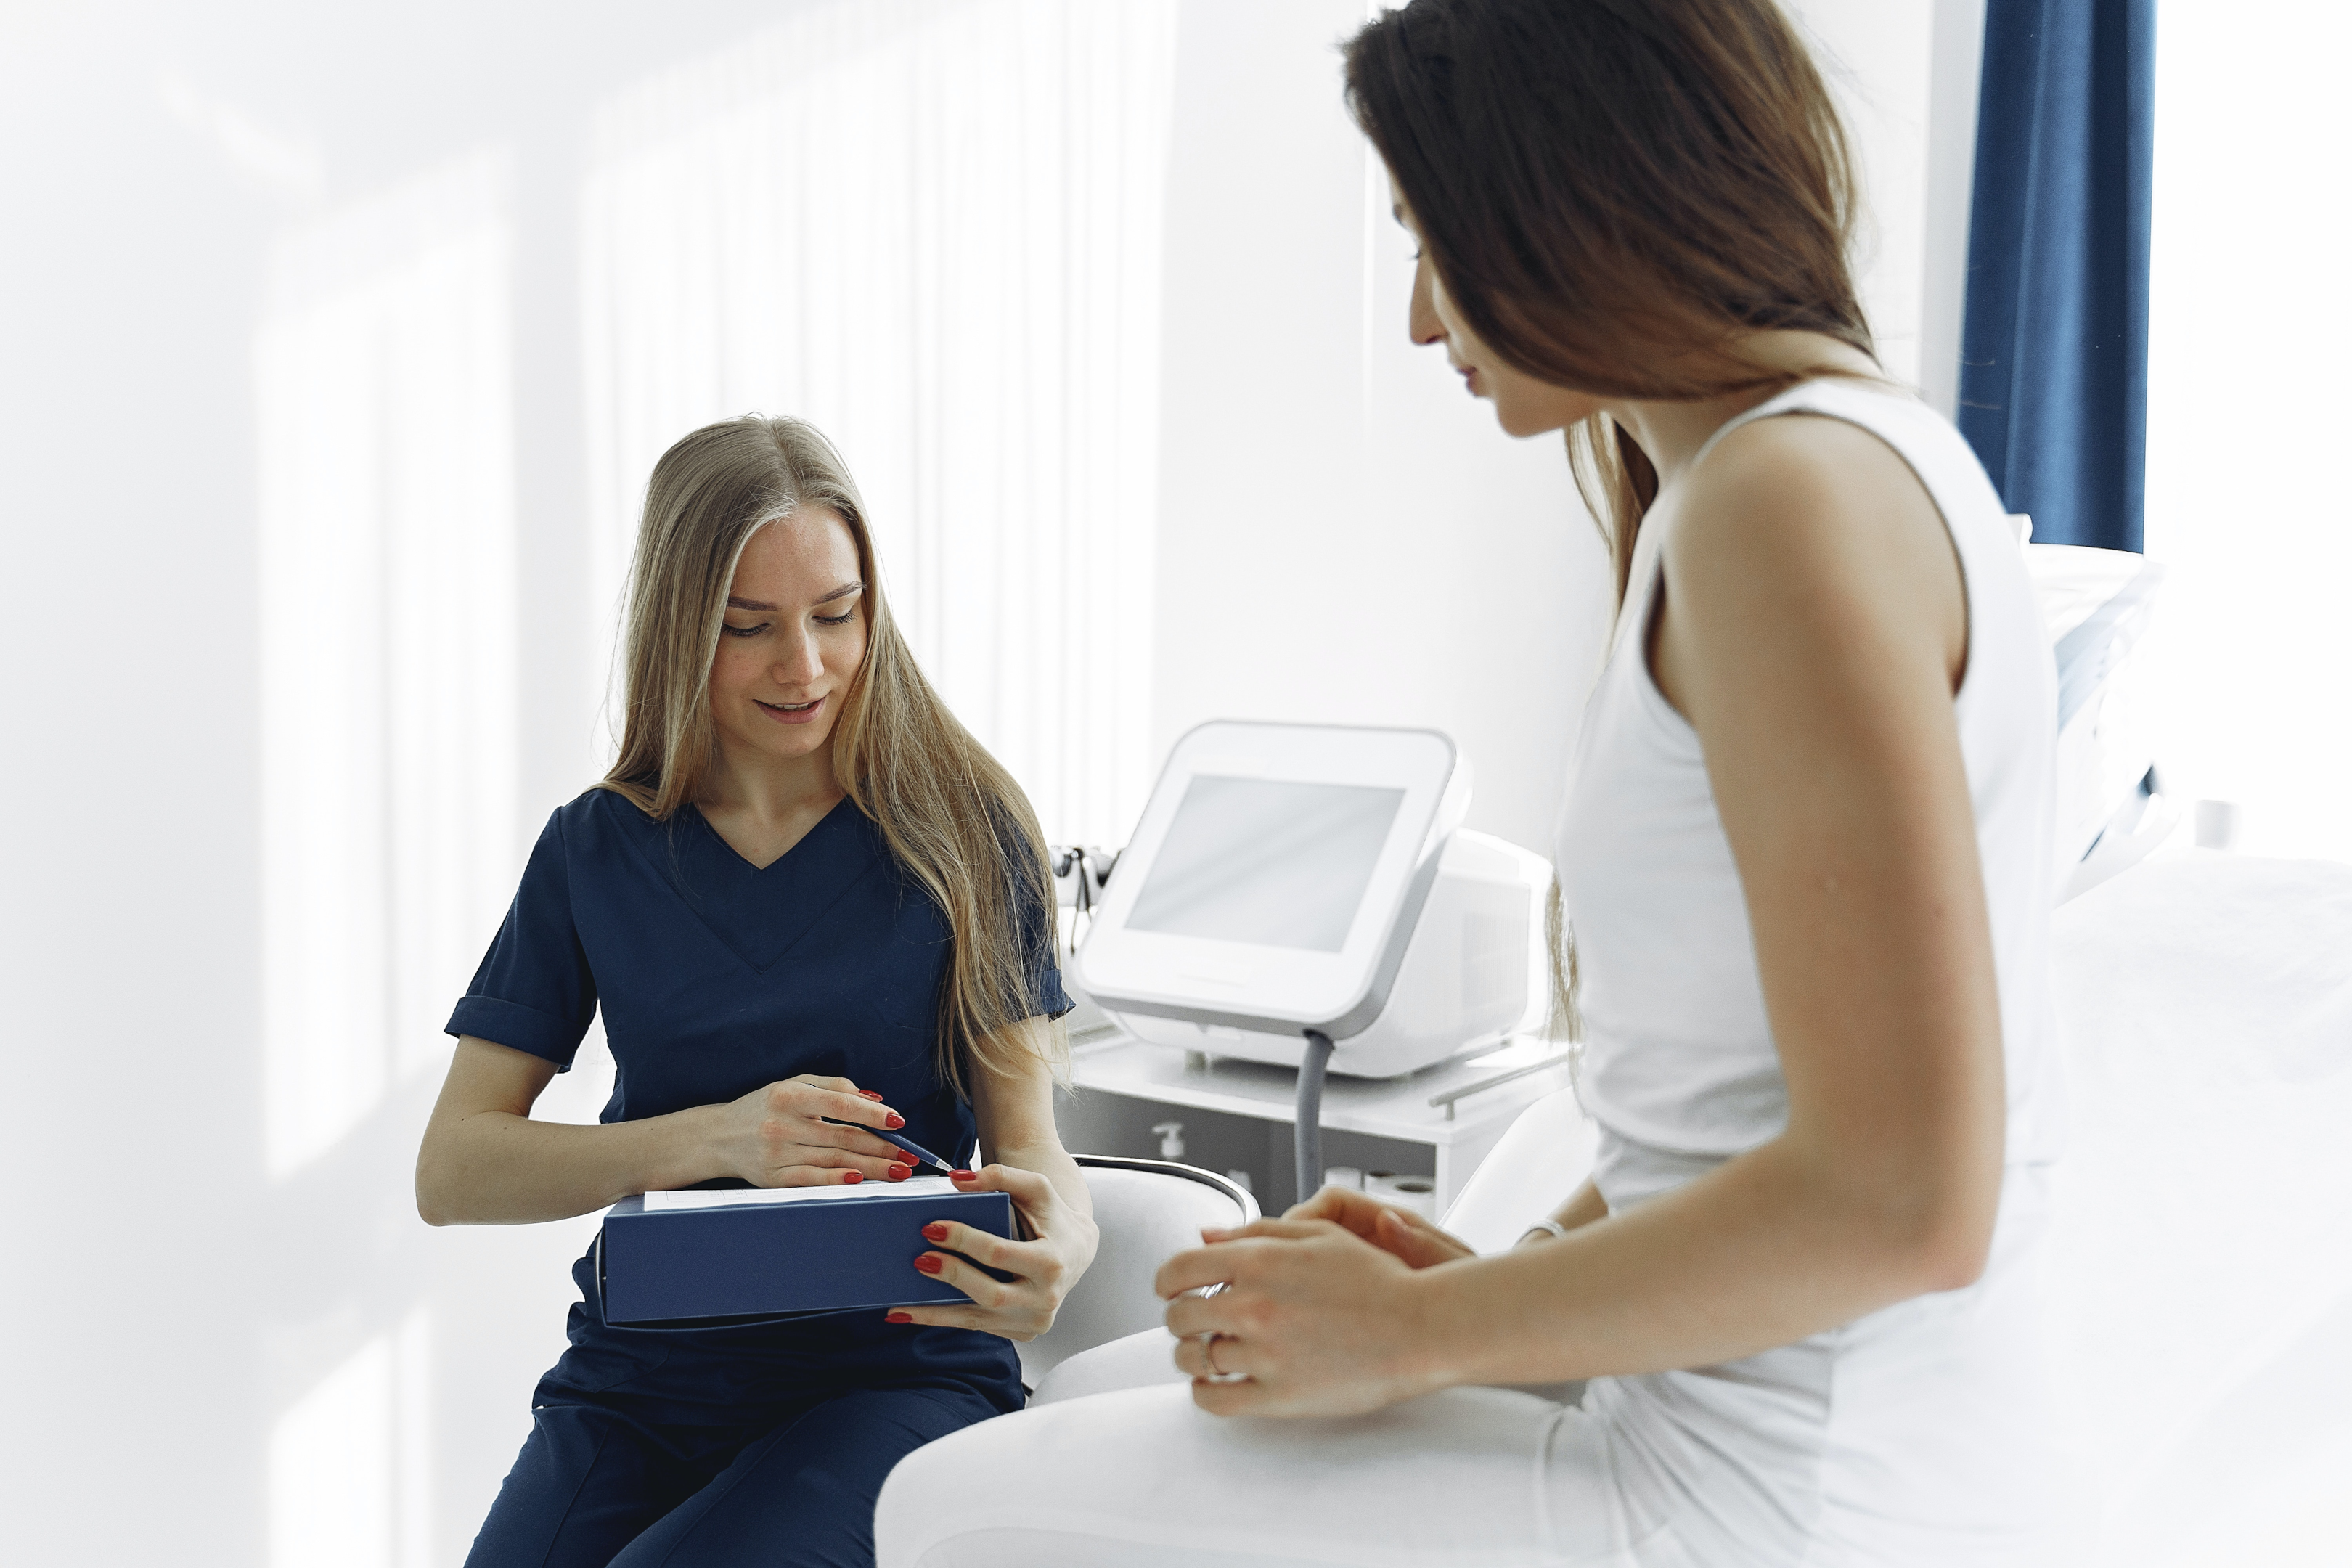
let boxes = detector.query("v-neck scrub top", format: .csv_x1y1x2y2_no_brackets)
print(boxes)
446,787,1066,1422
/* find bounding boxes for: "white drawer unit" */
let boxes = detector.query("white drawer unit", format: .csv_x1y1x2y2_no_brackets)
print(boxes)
1057,1026,1577,1217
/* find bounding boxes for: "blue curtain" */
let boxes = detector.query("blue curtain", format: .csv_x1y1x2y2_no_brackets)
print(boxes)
1956,0,2156,552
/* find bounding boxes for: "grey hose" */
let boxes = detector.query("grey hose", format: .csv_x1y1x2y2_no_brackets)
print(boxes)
1294,1029,1335,1208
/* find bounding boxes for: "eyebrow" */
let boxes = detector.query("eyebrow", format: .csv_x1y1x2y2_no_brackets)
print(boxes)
726,582,865,613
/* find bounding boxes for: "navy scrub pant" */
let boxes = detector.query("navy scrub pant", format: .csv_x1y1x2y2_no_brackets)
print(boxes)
465,1381,997,1568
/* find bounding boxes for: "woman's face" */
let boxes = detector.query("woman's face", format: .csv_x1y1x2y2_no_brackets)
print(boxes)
706,507,869,768
1399,189,1600,438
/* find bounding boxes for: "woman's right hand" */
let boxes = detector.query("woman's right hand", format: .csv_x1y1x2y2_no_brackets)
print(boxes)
1283,1186,1476,1269
711,1074,915,1186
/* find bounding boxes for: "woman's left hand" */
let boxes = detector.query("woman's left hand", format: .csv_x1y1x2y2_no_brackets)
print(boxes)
886,1164,1099,1341
1156,1217,1453,1418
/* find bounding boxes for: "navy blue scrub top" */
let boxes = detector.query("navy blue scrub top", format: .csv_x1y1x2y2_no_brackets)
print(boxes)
446,787,1067,1420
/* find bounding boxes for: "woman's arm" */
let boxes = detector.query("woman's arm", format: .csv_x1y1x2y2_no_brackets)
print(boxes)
888,1018,1100,1340
1160,419,2005,1415
415,1035,918,1225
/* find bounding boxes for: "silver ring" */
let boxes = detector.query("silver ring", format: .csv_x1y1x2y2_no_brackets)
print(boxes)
1202,1333,1230,1378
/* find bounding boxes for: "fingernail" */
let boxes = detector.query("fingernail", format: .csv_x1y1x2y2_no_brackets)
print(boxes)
842,1172,863,1184
889,1163,912,1181
885,1310,912,1323
859,1090,884,1101
884,1112,906,1129
922,1222,950,1242
950,1169,976,1181
915,1254,944,1275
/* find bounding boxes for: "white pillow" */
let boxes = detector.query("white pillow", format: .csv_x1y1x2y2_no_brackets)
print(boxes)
2018,523,2169,886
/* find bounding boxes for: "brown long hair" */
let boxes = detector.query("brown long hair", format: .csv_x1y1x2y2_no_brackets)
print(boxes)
601,415,1061,1095
1344,0,1877,605
1347,0,1878,1040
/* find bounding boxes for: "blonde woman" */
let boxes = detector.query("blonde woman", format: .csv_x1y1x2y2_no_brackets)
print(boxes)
415,416,1095,1567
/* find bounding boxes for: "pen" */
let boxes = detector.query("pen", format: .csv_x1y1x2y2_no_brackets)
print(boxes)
822,1118,959,1177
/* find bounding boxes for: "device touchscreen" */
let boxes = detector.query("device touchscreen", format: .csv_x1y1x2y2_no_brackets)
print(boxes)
1123,776,1405,952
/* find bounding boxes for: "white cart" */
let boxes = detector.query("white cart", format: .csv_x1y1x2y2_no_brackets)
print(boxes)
1055,1024,1577,1216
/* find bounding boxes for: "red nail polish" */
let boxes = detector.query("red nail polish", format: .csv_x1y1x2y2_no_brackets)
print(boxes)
842,1171,862,1184
922,1222,950,1242
885,1310,912,1323
950,1169,976,1181
859,1090,884,1101
888,1163,911,1181
884,1112,906,1129
915,1254,944,1274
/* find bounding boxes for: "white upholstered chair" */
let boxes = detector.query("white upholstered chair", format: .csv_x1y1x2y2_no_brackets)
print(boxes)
1017,1156,1259,1392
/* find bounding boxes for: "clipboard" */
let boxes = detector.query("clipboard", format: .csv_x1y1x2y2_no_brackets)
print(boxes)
597,1177,1016,1328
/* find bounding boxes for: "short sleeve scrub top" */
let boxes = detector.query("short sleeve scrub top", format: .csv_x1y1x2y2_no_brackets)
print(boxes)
446,788,1065,1562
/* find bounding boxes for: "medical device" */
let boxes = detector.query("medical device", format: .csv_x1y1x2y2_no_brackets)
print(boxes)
1072,721,1550,1201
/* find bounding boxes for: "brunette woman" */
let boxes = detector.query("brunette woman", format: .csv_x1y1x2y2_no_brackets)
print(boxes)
878,2,2072,1562
417,416,1095,1567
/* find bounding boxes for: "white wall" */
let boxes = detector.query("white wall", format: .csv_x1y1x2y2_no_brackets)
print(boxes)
1922,0,1989,420
1148,1,1974,858
1785,0,1988,415
1149,0,1607,859
1789,0,1936,389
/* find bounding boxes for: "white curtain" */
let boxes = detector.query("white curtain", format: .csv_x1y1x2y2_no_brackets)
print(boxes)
254,151,520,1178
580,0,1178,848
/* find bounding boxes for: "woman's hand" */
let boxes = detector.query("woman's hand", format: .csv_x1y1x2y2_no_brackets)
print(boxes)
885,1163,1101,1341
1286,1187,1477,1270
710,1074,915,1186
1155,1216,1455,1418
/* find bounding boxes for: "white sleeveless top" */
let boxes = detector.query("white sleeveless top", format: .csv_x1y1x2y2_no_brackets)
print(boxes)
1556,378,2067,1175
1552,383,2078,1563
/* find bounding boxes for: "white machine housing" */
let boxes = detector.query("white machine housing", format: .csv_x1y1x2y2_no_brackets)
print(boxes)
1112,828,1549,1076
1073,720,1551,1078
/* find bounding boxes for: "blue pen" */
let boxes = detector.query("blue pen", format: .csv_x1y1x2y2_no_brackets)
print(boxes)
822,1117,959,1177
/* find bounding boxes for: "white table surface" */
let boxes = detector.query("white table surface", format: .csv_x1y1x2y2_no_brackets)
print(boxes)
1067,1028,1572,1146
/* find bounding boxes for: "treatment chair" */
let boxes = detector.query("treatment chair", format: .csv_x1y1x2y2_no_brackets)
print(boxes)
1018,1156,1259,1392
1019,1108,1604,1406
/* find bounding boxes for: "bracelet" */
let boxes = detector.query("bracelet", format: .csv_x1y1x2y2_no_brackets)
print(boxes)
1516,1219,1570,1246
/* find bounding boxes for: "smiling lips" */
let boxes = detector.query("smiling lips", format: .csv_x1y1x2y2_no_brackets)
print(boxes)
756,696,825,726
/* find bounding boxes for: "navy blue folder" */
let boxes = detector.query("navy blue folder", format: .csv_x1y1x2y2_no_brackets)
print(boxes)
597,1182,1016,1328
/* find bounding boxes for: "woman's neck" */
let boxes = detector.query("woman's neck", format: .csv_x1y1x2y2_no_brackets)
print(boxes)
1601,330,1883,489
700,743,844,828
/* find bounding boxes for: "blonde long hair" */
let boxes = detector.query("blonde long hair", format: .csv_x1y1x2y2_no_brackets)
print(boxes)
600,415,1061,1095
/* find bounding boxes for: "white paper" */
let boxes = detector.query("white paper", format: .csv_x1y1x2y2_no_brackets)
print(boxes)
640,1175,961,1212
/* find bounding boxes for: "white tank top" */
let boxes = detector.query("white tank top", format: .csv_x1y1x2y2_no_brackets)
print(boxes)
1556,379,2065,1170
